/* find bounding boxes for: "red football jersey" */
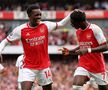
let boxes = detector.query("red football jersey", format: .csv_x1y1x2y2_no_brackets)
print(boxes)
6,14,70,69
21,23,51,69
7,21,57,70
76,23,107,73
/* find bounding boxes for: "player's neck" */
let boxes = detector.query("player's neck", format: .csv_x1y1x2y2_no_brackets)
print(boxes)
29,21,40,27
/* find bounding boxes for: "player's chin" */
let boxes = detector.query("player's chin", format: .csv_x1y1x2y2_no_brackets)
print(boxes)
34,18,41,22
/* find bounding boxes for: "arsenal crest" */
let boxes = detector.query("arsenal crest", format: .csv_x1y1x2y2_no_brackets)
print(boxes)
87,33,91,39
40,28,44,33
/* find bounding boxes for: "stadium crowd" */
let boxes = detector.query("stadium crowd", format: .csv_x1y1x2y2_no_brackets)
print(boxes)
0,0,108,11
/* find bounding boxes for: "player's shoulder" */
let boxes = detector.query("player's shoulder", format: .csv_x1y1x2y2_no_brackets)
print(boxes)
89,23,101,30
40,21,56,31
42,21,56,28
13,23,28,31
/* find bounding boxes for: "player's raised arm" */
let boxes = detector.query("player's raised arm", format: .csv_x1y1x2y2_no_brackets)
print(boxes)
56,13,71,29
56,9,83,29
44,12,72,32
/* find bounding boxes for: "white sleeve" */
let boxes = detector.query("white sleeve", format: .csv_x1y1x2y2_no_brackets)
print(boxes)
44,13,71,31
92,25,107,45
7,26,21,42
44,21,57,31
57,13,71,28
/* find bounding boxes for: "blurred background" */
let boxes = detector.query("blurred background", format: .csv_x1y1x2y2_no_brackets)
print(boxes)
0,0,108,90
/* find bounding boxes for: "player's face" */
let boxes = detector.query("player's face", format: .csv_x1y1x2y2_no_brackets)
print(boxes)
29,9,42,23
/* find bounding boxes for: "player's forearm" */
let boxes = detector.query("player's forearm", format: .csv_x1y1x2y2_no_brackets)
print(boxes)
73,46,80,51
69,46,80,55
0,39,9,54
89,44,108,53
57,13,71,28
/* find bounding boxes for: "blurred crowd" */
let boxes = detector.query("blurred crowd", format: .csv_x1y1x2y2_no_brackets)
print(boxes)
49,29,78,45
0,23,10,42
0,55,78,90
0,0,108,11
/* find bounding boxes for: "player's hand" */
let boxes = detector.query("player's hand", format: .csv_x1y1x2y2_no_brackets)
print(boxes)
75,49,88,55
58,47,69,55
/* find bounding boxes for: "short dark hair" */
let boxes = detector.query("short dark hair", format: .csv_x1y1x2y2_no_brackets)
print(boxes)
27,4,40,16
70,10,86,22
